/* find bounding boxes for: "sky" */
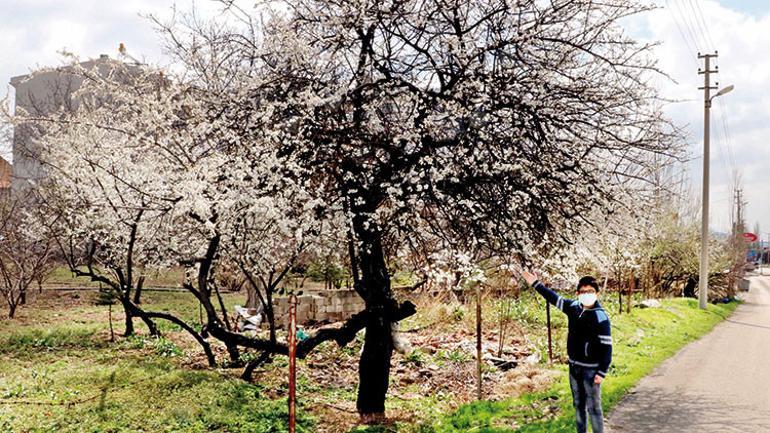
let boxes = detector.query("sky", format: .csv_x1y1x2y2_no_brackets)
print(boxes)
628,0,770,236
0,0,768,235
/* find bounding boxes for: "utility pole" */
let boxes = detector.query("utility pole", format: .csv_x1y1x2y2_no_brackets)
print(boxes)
698,52,734,309
698,52,718,310
736,188,746,231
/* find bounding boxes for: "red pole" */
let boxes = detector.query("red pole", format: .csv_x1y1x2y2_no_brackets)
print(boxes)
475,285,482,400
288,294,298,433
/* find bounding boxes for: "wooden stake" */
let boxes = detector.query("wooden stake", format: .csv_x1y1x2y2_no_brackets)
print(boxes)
108,302,115,342
288,294,298,433
546,301,553,363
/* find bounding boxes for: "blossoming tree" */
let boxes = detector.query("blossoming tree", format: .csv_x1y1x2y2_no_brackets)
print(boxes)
152,0,682,420
16,0,685,422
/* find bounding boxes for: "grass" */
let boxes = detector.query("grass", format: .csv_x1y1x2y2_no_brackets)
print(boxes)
0,288,319,433
404,297,739,433
0,282,739,433
0,322,316,433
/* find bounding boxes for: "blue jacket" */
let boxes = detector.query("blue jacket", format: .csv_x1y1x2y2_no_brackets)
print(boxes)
532,280,613,377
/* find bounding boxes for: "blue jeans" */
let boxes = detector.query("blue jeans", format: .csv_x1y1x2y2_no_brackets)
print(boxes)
569,364,604,433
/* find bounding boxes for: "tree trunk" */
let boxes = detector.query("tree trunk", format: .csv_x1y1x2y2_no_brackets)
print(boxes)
245,285,259,309
133,276,145,305
122,299,159,337
354,228,394,420
226,342,242,366
684,277,697,298
357,310,393,419
8,302,17,319
137,311,160,336
129,303,160,337
123,305,135,337
145,311,217,367
241,351,272,382
266,291,277,344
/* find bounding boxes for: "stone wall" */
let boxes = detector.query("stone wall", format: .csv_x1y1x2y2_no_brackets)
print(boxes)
273,289,365,328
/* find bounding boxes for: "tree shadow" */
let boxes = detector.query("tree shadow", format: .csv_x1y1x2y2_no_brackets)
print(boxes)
97,370,117,412
608,387,770,432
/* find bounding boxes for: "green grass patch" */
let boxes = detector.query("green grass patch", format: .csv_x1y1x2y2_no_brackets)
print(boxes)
0,350,315,432
0,325,104,354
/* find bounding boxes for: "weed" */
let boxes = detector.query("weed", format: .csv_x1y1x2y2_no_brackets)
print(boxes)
404,349,425,365
153,337,183,357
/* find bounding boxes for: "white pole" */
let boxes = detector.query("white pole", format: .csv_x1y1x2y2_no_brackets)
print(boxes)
698,53,715,310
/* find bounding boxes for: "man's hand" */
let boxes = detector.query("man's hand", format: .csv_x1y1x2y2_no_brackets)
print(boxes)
521,270,538,286
594,375,604,385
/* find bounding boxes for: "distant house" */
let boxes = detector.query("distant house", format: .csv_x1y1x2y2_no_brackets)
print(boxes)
9,54,139,193
0,156,11,197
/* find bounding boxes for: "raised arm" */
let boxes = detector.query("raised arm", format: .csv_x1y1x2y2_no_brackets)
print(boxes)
522,270,574,314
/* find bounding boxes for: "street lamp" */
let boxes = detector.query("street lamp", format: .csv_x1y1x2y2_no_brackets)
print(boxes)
714,84,734,98
699,82,734,309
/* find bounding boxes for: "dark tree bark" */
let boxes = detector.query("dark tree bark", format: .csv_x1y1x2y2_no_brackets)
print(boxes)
349,205,402,418
225,343,242,366
122,300,135,337
684,277,697,298
241,351,272,382
132,276,145,305
358,309,393,417
122,297,159,337
135,308,160,337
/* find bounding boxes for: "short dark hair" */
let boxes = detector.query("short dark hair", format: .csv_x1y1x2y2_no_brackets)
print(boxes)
577,276,599,292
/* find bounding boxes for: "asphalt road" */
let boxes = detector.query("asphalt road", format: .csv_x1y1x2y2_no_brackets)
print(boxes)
607,275,770,432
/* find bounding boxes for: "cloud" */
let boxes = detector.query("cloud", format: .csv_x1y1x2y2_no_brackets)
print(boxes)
626,1,770,234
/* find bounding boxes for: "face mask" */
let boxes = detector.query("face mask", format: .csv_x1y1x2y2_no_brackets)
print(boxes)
579,293,597,307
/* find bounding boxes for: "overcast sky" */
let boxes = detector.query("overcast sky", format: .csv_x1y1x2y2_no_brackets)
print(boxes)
0,0,767,235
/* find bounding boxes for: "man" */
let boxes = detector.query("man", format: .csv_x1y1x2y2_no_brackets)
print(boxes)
522,271,612,433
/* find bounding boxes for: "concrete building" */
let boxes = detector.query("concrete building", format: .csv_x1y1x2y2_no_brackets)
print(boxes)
9,55,131,192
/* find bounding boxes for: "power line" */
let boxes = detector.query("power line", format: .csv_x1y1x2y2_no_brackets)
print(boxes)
664,0,700,66
681,0,712,51
690,0,717,49
668,0,739,197
715,97,738,179
670,0,704,53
